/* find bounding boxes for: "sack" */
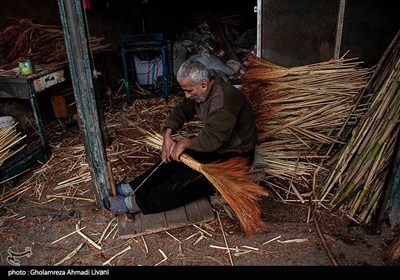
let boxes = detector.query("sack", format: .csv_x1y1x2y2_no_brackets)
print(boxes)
133,55,164,85
172,40,192,77
190,53,235,76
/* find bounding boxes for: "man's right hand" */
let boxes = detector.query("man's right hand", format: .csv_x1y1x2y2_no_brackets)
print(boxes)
161,128,176,163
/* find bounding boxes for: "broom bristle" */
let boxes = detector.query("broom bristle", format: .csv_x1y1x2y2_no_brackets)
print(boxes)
181,154,270,235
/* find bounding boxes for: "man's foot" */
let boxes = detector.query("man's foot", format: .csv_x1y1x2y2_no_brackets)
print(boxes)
103,195,137,214
106,183,134,197
116,183,134,196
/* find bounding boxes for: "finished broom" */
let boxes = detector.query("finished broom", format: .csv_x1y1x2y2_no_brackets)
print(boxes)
144,131,270,236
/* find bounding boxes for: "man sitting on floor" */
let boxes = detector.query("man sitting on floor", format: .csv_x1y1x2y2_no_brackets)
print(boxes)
103,60,258,215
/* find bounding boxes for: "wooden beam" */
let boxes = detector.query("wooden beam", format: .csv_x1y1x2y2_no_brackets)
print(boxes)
334,0,346,59
57,0,110,207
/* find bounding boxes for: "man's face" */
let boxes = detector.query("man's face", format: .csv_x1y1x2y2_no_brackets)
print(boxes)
179,78,208,103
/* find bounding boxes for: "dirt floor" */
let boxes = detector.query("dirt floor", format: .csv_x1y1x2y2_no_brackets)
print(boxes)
1,92,399,275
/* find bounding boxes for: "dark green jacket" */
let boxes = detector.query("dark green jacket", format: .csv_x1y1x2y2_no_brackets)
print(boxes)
164,75,257,154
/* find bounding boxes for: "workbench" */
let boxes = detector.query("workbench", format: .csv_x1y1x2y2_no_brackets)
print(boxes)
0,63,71,154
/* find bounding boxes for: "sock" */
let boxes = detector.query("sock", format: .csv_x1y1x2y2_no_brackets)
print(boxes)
120,183,134,196
124,195,140,213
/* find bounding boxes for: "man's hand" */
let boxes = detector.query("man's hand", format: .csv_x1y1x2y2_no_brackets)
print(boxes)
161,137,176,164
161,128,176,163
162,128,194,163
171,138,193,162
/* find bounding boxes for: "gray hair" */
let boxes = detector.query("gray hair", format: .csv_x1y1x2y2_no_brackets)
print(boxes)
176,60,211,86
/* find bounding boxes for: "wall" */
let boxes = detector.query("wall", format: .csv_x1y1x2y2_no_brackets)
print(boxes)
260,0,400,68
2,0,397,84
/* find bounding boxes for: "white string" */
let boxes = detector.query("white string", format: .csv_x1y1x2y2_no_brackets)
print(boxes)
130,150,172,195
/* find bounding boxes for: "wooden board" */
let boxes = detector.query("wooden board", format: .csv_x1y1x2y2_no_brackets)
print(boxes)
118,197,215,239
50,95,69,118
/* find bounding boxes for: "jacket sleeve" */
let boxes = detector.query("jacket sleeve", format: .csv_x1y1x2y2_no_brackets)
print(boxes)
164,98,196,133
191,108,236,152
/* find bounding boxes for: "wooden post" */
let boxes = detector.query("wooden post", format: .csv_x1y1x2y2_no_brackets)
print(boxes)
334,0,346,59
57,0,110,207
107,161,117,196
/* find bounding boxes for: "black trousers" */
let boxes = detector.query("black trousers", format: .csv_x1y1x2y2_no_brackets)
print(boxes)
129,149,254,214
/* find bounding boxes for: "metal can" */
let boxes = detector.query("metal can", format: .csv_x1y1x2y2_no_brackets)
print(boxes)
19,59,33,75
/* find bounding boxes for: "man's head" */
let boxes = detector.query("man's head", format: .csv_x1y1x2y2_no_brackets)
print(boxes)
176,60,212,103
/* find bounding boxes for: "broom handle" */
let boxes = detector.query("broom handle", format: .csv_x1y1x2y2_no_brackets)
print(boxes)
179,153,202,173
107,160,117,196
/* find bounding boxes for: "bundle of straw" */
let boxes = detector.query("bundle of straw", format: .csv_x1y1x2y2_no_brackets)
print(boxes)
320,31,400,223
0,123,26,166
144,131,270,236
0,18,111,71
240,53,371,196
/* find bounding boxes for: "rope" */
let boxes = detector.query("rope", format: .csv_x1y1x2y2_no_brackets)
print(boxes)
130,149,172,195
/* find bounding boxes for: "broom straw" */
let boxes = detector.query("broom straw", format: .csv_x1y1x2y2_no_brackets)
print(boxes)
144,130,271,236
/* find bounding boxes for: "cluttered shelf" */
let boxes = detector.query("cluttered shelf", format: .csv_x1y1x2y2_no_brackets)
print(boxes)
0,18,111,78
0,18,112,152
0,62,68,79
